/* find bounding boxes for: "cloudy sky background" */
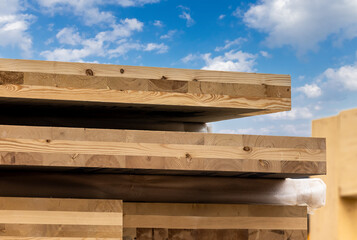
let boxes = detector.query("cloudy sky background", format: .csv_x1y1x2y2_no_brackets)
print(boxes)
1,0,357,136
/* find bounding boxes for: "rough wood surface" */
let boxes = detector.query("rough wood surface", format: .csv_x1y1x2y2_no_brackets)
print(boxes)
0,197,123,239
0,58,291,123
123,202,307,240
0,125,326,177
0,58,290,85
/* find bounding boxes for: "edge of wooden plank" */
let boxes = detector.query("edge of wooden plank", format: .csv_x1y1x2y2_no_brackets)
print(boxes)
0,138,326,162
0,84,291,111
0,58,291,86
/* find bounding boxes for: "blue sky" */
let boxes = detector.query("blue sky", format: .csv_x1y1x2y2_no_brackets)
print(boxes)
1,0,357,136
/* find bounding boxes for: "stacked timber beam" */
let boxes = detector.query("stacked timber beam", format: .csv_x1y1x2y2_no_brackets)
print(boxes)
0,58,326,240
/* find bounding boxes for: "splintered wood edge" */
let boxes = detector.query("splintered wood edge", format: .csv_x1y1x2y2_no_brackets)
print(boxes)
0,58,291,86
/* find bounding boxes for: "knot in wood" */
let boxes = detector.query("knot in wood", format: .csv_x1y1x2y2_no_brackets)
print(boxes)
85,69,94,76
243,146,251,152
161,76,167,80
120,68,125,74
258,159,270,169
192,78,198,82
185,153,192,161
46,139,51,143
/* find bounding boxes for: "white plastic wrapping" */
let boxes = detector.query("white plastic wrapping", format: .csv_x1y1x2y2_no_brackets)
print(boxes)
268,178,326,213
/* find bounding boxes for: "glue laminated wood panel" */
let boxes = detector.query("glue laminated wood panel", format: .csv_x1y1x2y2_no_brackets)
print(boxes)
0,124,326,177
0,58,291,126
123,202,307,240
0,197,123,239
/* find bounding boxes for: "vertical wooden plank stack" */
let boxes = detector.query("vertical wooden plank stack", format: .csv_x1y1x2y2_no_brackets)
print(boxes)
0,58,326,239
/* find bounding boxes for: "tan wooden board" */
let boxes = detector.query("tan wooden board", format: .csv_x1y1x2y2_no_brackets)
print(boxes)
0,125,326,177
0,58,291,124
0,197,123,239
0,58,290,85
123,202,307,240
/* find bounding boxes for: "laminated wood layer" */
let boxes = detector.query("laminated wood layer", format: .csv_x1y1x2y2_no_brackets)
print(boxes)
123,202,307,240
0,125,326,177
0,197,123,239
0,58,291,124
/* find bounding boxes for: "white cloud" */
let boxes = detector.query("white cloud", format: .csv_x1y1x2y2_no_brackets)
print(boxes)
95,18,143,42
107,40,142,57
219,126,274,135
37,0,160,25
56,27,81,45
232,7,243,18
178,6,195,27
0,0,35,56
153,20,163,27
115,0,160,7
260,50,271,58
322,62,357,90
297,83,322,98
215,37,247,51
37,0,114,25
42,18,167,62
280,124,310,136
218,14,225,20
268,107,313,120
41,18,149,61
144,43,168,53
160,30,176,40
243,0,357,54
181,53,198,63
202,50,257,72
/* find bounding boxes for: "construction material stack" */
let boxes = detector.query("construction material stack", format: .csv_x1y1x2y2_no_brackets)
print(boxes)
0,58,326,239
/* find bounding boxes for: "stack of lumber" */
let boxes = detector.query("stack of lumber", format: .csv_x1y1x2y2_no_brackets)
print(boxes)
0,58,326,240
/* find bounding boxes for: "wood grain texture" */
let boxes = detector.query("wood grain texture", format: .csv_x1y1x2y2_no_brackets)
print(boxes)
123,203,307,240
0,125,326,177
0,84,290,110
0,58,291,123
123,229,307,240
0,197,123,239
0,58,290,86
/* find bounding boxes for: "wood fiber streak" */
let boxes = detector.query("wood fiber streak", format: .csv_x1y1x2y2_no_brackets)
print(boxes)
0,125,324,149
0,125,326,176
122,203,307,240
123,215,306,230
0,197,123,239
0,58,291,86
0,84,291,110
0,71,24,84
15,71,290,98
0,138,325,161
0,58,291,122
124,229,307,240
